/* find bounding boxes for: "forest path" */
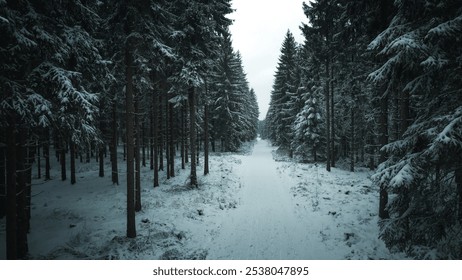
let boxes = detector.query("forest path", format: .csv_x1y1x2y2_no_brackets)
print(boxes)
206,139,331,259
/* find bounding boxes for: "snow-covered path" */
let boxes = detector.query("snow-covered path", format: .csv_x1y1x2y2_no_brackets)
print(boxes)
207,139,332,259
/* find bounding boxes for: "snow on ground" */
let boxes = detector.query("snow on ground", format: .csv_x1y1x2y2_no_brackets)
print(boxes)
0,139,406,260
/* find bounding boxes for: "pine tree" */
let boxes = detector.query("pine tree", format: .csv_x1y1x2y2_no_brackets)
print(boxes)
370,0,462,258
267,30,299,153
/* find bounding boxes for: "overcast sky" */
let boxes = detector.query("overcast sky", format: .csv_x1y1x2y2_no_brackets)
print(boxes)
229,0,307,120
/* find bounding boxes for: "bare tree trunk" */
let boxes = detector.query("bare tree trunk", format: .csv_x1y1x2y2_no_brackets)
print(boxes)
185,101,189,164
169,102,175,177
135,98,141,212
142,120,146,168
165,90,170,179
153,90,159,188
16,126,28,258
70,140,76,184
189,87,198,187
456,166,462,223
379,93,389,219
36,140,41,179
158,93,164,172
60,139,66,181
111,100,119,185
350,105,355,172
0,144,5,219
44,130,51,180
181,101,186,170
204,104,209,175
6,122,17,259
98,143,104,177
125,34,136,238
330,66,335,168
325,59,331,172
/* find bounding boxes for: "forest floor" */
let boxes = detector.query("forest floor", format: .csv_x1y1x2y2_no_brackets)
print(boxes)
0,139,407,260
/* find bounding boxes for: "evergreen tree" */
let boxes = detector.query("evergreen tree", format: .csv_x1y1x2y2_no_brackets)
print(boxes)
370,0,462,258
266,30,299,154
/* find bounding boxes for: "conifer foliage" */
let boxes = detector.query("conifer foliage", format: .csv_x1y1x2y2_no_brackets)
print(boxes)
264,0,462,258
0,0,258,259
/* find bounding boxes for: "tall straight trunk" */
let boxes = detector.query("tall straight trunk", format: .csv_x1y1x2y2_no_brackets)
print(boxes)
16,126,28,258
142,120,146,168
181,102,185,170
0,144,5,219
350,106,355,172
169,102,175,177
135,98,141,212
153,91,159,188
125,36,136,238
185,101,189,164
111,100,119,185
165,91,170,179
70,140,76,184
325,59,331,172
36,140,41,179
158,93,164,171
189,87,198,187
456,166,462,223
150,108,154,171
330,67,335,168
379,93,389,219
60,139,66,181
204,104,209,175
6,123,17,259
26,134,33,232
44,129,50,180
98,143,104,177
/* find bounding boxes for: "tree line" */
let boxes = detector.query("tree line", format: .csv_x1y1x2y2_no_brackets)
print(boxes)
265,0,462,259
0,0,258,259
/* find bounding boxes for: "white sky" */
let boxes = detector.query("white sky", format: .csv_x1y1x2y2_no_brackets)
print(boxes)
229,0,307,120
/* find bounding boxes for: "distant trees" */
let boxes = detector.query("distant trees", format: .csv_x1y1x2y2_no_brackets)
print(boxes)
0,0,258,259
266,31,299,155
265,0,462,258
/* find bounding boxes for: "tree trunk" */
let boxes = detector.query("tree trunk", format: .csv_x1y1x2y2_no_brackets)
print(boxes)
204,104,209,175
111,100,119,185
142,120,146,168
150,108,154,171
350,105,355,172
189,87,198,187
70,140,76,184
60,139,66,181
169,102,175,178
135,98,141,212
36,140,41,179
165,90,170,180
456,166,462,223
185,101,189,164
158,93,164,172
325,59,331,172
98,143,104,177
125,34,136,238
44,130,50,180
378,93,389,219
0,144,5,219
153,90,159,188
6,123,17,259
330,66,335,168
16,126,28,258
181,101,186,170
